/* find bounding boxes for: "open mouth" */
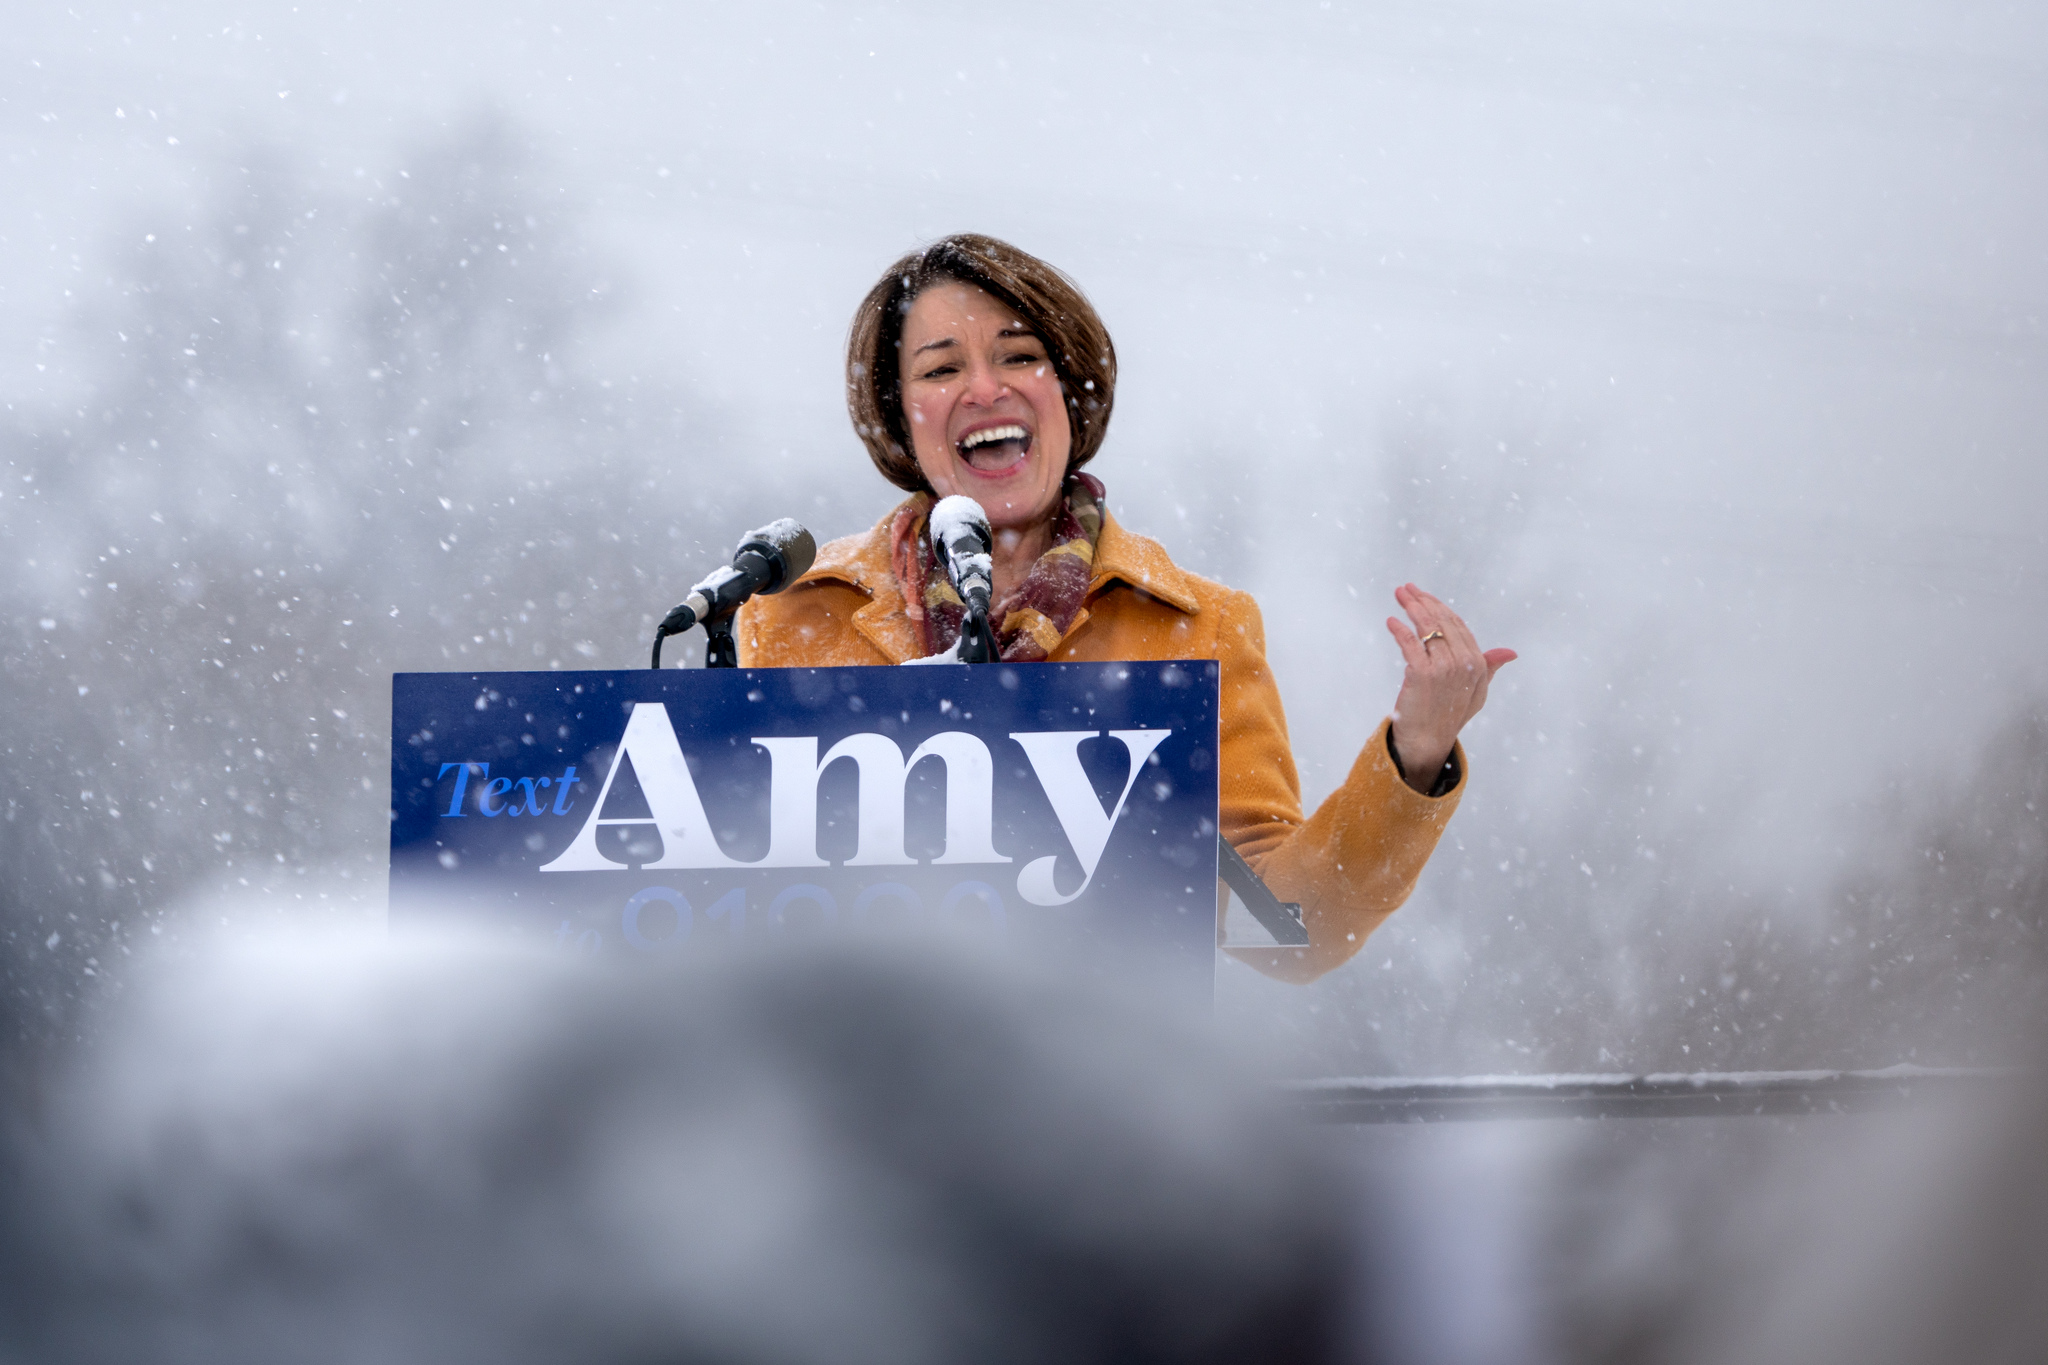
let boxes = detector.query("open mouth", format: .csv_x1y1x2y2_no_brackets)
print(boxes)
956,423,1032,471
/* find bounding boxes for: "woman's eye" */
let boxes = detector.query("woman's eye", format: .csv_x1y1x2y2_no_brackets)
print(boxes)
1002,350,1043,366
919,363,959,380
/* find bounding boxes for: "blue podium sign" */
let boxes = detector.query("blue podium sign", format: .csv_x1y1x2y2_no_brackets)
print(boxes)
389,662,1221,990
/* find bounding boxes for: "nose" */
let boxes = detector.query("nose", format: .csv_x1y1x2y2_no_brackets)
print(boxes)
960,357,1009,406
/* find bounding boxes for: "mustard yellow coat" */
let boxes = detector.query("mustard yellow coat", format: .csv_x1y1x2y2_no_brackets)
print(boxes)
736,507,1465,983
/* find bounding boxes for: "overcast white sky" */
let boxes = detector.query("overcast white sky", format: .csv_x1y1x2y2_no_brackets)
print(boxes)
5,0,2044,909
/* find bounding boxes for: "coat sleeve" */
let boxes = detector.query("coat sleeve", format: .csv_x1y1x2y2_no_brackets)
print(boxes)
1211,590,1465,984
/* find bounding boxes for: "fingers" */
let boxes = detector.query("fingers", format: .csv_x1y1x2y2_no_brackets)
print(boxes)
1396,585,1478,687
1406,584,1482,657
1389,585,1515,751
1385,614,1426,670
1396,583,1514,684
1395,582,1450,643
1397,584,1453,651
1394,584,1448,658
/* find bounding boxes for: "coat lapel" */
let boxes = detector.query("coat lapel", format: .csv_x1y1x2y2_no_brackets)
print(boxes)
789,511,924,664
1081,515,1202,615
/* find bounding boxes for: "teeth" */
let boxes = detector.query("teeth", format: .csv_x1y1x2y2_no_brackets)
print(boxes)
960,424,1028,450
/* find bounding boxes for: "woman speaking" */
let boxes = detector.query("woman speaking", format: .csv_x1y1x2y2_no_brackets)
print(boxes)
738,234,1514,983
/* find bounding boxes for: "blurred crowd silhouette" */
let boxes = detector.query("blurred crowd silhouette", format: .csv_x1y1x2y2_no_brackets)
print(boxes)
0,932,1364,1365
0,926,2042,1364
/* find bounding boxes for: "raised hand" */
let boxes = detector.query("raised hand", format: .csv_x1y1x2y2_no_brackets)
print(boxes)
1384,583,1516,794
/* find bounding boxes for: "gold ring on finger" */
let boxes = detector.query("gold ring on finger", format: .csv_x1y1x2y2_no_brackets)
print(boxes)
1420,629,1446,648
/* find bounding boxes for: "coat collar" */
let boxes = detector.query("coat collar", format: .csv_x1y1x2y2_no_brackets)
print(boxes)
793,509,920,663
1088,514,1202,615
791,499,1200,663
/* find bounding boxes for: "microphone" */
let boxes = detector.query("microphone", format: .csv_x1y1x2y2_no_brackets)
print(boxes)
651,518,817,668
929,495,998,664
929,496,993,613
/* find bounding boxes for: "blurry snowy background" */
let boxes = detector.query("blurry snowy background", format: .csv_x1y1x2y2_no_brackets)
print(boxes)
3,0,2045,1076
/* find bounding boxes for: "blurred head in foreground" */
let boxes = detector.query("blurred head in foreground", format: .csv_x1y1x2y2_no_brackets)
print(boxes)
1652,1071,2048,1365
0,930,1357,1365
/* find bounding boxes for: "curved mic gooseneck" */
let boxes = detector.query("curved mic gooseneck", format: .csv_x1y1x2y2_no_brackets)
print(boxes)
650,518,817,669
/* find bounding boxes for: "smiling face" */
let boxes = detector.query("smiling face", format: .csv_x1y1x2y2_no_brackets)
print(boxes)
898,281,1072,532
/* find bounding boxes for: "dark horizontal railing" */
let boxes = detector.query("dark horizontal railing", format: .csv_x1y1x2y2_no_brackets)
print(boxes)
1283,1067,2011,1123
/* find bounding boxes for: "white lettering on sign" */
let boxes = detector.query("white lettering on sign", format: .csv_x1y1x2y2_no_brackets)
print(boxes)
753,731,1008,869
540,703,1169,903
539,702,746,872
1009,729,1172,906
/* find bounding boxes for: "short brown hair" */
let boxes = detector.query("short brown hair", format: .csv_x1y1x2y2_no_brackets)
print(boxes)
847,233,1117,494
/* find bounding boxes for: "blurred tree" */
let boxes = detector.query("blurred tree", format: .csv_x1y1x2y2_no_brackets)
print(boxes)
1723,700,2048,1068
0,116,745,1049
1362,409,2048,1071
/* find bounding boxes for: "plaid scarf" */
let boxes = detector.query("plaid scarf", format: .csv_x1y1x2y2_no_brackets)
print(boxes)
889,473,1106,663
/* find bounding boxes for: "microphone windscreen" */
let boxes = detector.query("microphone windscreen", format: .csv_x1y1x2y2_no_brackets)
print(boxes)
737,519,817,594
929,495,991,556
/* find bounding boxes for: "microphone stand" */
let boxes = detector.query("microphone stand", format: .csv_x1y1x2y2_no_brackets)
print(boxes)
702,613,739,669
957,603,998,664
648,613,739,669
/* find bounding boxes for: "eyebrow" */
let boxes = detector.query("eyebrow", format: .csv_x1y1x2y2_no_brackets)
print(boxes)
909,326,1038,358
